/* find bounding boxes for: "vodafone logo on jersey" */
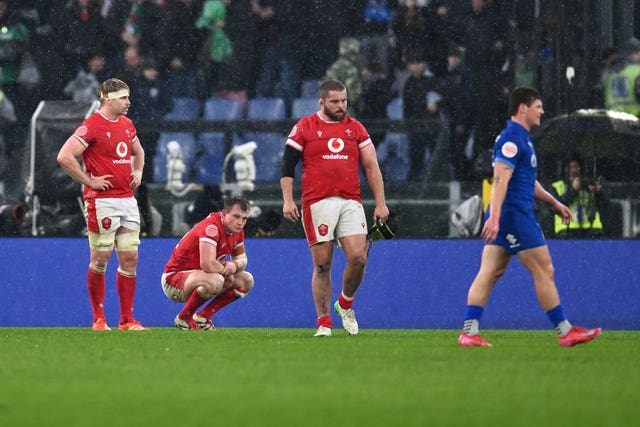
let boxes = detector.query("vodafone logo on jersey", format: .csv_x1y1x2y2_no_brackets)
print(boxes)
112,141,132,165
323,138,348,160
116,141,128,157
327,138,344,153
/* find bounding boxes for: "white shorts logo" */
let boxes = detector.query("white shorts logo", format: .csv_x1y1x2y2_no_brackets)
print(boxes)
501,142,518,158
327,138,345,153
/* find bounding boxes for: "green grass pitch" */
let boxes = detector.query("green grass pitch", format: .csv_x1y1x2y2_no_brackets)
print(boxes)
1,328,638,427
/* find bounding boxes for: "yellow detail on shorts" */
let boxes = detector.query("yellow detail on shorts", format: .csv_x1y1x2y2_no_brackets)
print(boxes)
115,231,140,252
88,231,116,251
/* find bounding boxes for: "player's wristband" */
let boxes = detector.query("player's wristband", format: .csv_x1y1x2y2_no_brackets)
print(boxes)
133,169,143,180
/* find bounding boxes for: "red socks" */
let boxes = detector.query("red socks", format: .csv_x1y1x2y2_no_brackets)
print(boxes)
116,269,136,324
338,292,354,310
197,288,242,318
178,288,209,320
317,314,332,328
87,268,106,321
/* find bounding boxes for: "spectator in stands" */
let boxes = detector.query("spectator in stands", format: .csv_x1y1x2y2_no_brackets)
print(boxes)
422,1,458,78
594,46,621,109
115,45,144,87
603,37,640,117
0,0,32,195
391,0,428,76
402,53,441,182
457,0,509,165
161,0,202,99
195,0,233,97
254,0,306,115
128,59,172,122
550,157,608,239
0,86,17,199
128,59,173,182
50,0,108,86
252,0,278,98
213,0,260,112
119,0,166,57
359,60,392,147
64,51,109,103
438,45,473,181
358,0,394,76
0,0,29,108
325,37,363,116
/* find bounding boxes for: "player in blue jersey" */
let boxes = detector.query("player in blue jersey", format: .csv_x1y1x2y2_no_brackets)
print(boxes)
458,87,602,347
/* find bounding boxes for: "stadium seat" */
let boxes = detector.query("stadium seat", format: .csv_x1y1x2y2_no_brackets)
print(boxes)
153,132,197,183
291,97,319,119
247,97,286,120
203,97,244,120
386,97,403,120
377,132,410,182
164,97,201,121
300,79,321,97
195,133,227,185
240,133,286,183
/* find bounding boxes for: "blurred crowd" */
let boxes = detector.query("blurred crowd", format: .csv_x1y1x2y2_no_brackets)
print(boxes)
0,0,627,202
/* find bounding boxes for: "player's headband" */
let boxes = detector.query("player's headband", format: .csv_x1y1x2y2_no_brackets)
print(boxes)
101,89,130,99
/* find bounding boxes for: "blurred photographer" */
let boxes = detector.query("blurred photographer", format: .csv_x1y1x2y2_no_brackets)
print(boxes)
550,158,609,238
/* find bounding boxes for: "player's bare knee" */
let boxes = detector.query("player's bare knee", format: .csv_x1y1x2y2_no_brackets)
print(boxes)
348,253,368,269
315,261,332,274
237,272,254,293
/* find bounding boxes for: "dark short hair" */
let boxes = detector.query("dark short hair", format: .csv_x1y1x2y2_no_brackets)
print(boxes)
319,80,346,98
508,87,541,117
225,195,250,212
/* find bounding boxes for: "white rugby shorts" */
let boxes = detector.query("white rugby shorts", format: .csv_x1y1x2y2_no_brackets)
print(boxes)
302,196,367,246
84,197,140,234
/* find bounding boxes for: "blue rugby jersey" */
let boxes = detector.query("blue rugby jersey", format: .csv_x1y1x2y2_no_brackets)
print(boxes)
492,120,538,213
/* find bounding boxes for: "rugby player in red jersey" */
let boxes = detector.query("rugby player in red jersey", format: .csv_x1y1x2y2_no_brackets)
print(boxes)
280,80,389,337
161,196,254,330
57,78,149,331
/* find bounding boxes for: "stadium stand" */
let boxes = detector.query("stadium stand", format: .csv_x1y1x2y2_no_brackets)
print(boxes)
247,97,286,120
153,132,197,184
386,97,403,120
291,97,319,119
164,97,201,121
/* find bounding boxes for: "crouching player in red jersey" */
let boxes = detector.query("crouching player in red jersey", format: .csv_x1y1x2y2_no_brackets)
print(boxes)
57,78,149,331
161,196,254,330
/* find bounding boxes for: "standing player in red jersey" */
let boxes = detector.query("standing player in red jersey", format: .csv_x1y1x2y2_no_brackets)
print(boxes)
280,80,389,337
161,196,254,330
57,78,149,331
